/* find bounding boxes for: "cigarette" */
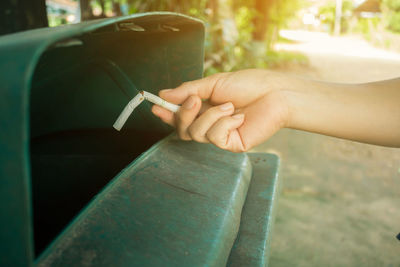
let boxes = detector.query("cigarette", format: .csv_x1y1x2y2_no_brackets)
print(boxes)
113,91,180,131
113,93,145,131
140,91,180,113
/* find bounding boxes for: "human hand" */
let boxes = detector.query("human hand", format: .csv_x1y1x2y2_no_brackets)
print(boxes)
151,69,290,152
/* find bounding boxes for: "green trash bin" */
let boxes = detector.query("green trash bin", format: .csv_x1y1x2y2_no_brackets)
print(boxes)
0,12,280,267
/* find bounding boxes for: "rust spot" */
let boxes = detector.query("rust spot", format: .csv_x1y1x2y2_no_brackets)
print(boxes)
139,91,144,95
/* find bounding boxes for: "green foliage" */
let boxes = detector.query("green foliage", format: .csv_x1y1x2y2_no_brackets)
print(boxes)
50,0,309,74
319,0,353,34
264,50,308,69
383,0,400,32
384,0,400,11
387,12,400,31
205,0,308,75
353,17,380,39
269,0,305,30
127,0,208,16
48,16,67,27
203,6,255,75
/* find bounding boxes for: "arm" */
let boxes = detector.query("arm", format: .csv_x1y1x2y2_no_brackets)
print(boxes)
152,69,400,152
283,77,400,147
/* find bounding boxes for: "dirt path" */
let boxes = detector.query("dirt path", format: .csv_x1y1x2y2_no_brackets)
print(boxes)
260,30,400,267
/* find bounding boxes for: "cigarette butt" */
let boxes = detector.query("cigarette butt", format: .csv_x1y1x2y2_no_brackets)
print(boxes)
113,90,180,131
113,93,144,131
141,91,180,113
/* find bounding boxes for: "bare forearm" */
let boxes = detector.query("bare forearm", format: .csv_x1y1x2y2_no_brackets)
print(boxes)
282,77,400,147
154,70,400,152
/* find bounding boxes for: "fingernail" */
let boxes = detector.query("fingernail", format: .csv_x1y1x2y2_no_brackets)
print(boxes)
219,102,233,111
232,113,244,120
183,96,196,110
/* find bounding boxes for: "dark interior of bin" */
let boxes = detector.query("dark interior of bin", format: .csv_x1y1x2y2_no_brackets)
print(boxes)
29,16,203,256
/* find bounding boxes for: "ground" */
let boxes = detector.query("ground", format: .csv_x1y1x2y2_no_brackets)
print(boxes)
257,31,400,267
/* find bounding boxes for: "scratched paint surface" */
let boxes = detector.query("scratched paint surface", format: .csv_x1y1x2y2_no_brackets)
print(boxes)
0,12,281,267
228,153,280,267
37,136,252,266
0,12,205,267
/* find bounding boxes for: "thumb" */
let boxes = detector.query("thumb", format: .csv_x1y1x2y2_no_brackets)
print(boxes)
159,73,229,104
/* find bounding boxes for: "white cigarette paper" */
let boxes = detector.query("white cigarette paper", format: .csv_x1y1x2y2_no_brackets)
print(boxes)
141,91,180,113
113,91,180,131
113,93,144,131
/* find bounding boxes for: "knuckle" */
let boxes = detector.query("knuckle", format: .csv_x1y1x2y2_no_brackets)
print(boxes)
206,131,222,146
210,105,223,113
181,81,190,87
236,147,247,153
177,126,190,141
205,131,214,142
176,111,191,125
188,126,200,141
220,117,232,127
178,132,191,141
206,105,226,118
238,143,249,153
213,117,232,133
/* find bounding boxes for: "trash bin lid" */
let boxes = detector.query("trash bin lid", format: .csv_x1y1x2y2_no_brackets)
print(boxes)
0,12,204,266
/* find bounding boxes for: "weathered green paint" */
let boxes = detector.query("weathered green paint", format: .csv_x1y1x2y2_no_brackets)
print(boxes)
33,138,281,267
30,129,165,255
0,0,48,36
228,153,281,267
0,12,281,267
0,12,204,266
37,136,253,266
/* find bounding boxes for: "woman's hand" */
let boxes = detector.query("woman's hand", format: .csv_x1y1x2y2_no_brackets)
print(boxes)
152,69,400,150
151,69,291,152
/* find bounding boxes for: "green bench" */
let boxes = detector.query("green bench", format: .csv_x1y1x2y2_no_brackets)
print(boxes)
0,12,280,266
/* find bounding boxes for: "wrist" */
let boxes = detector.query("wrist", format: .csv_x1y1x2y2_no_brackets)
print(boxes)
280,89,302,129
265,74,309,129
262,89,292,130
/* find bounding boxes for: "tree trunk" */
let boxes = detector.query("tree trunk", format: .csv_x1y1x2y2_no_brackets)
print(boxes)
252,0,273,41
112,1,123,17
99,0,106,17
80,0,93,21
0,0,48,36
334,0,343,35
208,0,223,53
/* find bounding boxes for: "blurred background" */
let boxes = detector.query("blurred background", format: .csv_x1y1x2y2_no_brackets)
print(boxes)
1,0,400,266
3,0,400,75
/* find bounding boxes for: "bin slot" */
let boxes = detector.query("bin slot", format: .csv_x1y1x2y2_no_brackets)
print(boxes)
30,48,165,256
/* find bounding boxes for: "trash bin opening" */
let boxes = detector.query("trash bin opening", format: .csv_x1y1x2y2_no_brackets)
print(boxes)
29,33,168,256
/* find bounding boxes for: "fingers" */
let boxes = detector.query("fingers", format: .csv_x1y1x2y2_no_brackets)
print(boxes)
152,97,246,152
152,96,245,151
235,92,289,151
151,105,175,126
176,95,202,140
206,114,245,152
188,102,235,143
159,73,230,104
151,99,212,127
